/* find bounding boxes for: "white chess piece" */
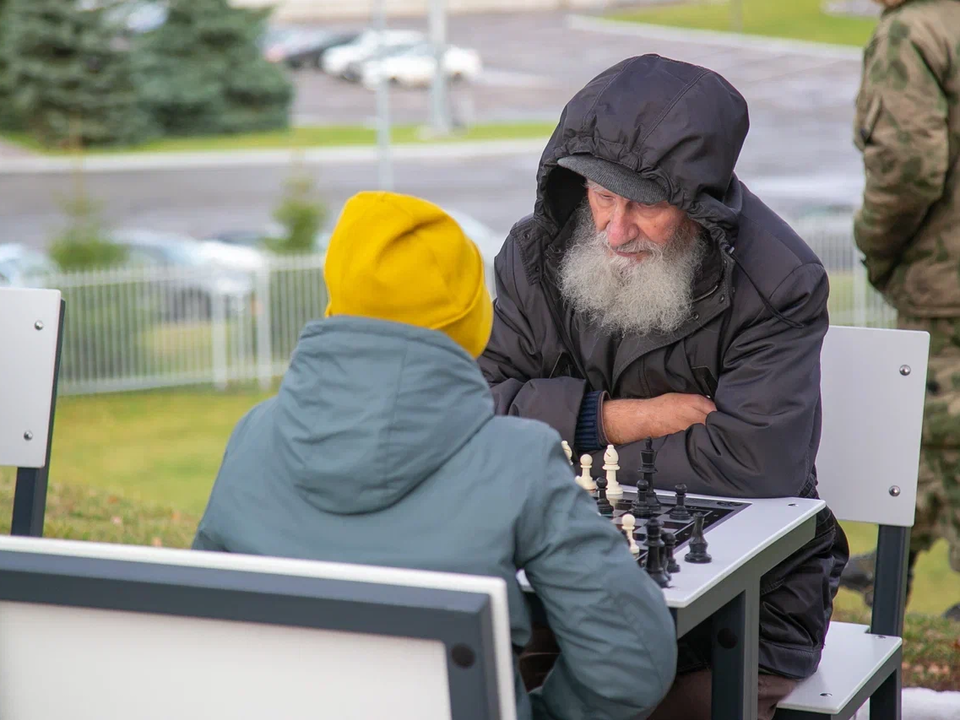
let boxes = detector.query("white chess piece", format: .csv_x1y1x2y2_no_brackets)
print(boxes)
561,441,574,466
621,514,639,556
604,444,622,499
578,454,597,492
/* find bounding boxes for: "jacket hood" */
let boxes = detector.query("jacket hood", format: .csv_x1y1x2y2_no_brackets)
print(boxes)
535,55,750,245
272,316,494,515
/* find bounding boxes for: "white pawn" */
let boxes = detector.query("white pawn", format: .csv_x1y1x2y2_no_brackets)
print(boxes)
622,514,639,556
561,441,574,466
578,454,597,492
604,444,622,500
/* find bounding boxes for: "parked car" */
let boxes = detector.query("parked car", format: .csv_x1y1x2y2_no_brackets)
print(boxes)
359,43,482,89
110,230,258,320
0,244,56,288
321,29,424,78
205,224,328,253
261,26,359,70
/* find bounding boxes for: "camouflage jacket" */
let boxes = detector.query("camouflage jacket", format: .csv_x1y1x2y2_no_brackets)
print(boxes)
854,0,960,316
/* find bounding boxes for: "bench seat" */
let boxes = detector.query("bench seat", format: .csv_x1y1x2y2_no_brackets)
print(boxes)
776,622,902,720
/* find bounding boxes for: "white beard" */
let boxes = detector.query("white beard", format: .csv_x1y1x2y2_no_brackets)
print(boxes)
558,202,707,336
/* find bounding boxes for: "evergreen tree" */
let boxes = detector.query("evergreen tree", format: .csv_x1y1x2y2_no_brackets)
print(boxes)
1,0,155,147
133,0,292,137
0,0,18,130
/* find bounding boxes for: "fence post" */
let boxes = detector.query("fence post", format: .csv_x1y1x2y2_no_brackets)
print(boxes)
211,291,228,391
256,264,273,391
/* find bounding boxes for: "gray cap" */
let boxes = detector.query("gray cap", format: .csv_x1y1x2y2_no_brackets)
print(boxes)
557,155,668,206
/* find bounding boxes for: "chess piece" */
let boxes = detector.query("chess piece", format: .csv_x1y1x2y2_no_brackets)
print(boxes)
577,453,597,492
639,437,661,516
669,484,692,521
684,513,712,564
645,518,670,581
596,476,614,517
621,514,640,557
631,477,649,516
643,519,670,588
603,445,622,501
561,441,574,466
662,531,680,574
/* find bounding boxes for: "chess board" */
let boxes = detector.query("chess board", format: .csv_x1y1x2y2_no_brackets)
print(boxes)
605,490,749,563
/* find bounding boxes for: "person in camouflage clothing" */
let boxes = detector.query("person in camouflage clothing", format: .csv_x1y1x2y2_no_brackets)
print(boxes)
844,0,960,621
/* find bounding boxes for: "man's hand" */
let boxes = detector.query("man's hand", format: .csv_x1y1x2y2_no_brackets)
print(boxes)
603,394,716,445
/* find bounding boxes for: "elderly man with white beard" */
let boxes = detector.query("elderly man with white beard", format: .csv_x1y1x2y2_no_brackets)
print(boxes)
479,55,849,720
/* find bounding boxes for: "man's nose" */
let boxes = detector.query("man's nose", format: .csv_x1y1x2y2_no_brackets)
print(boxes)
604,208,639,249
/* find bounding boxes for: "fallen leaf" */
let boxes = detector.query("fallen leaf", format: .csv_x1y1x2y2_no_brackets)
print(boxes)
111,516,122,526
953,638,960,651
171,511,181,523
151,537,163,548
107,496,118,505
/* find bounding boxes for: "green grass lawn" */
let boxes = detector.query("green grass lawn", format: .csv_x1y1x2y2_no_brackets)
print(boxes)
1,386,957,687
1,120,556,157
610,0,879,47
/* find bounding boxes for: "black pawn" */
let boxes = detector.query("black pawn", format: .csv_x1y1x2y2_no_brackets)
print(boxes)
632,478,651,516
670,484,692,521
643,519,670,588
596,476,614,518
662,531,680,574
684,513,712,564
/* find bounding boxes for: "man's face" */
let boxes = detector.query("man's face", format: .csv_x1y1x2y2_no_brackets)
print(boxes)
558,181,707,336
585,180,690,263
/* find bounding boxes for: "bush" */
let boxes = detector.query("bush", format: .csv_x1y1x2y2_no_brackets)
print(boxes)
263,172,327,255
48,170,127,272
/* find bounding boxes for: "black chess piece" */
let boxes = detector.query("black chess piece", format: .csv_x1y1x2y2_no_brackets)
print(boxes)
662,531,680,574
596,476,614,518
669,484,692,521
684,513,712,564
637,437,661,517
643,518,670,588
644,480,661,518
632,478,651,516
645,518,670,581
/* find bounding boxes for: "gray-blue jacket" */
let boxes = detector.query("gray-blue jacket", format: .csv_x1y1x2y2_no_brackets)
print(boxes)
193,316,677,719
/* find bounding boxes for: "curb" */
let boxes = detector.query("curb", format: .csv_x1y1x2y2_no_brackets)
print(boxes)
566,15,864,62
0,138,549,175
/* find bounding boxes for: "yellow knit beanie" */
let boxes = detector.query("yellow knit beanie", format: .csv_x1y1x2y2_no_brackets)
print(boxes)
324,191,493,358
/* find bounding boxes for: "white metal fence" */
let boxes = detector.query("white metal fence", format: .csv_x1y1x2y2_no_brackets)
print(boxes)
29,217,895,396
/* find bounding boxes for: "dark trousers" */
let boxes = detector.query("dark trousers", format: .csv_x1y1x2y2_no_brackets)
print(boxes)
519,623,797,720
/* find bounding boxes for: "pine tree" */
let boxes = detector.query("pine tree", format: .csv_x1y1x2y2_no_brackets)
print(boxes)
133,0,292,137
1,0,155,147
0,0,18,130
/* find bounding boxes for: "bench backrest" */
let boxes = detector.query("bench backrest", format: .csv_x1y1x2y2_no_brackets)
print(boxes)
816,325,929,528
0,536,516,720
0,287,62,469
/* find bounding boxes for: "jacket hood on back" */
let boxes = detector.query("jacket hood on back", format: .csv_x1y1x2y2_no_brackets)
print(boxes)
535,55,750,244
272,316,494,515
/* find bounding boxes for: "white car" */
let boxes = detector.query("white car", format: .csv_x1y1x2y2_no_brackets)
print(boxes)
360,44,482,89
0,244,56,288
321,29,424,78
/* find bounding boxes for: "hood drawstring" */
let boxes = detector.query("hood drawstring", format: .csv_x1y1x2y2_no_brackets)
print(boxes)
719,241,806,330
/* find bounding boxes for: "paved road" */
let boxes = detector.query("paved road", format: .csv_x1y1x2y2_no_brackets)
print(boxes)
0,12,868,247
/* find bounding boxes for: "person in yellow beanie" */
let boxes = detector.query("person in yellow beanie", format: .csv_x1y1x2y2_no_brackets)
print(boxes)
193,191,676,720
323,191,493,358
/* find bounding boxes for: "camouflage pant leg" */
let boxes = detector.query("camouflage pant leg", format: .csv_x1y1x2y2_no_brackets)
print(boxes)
898,315,960,571
916,448,960,571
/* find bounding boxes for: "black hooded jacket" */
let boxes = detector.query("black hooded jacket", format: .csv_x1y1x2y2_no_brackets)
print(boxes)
479,55,849,679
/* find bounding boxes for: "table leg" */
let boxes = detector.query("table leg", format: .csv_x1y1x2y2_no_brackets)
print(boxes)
711,585,760,720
